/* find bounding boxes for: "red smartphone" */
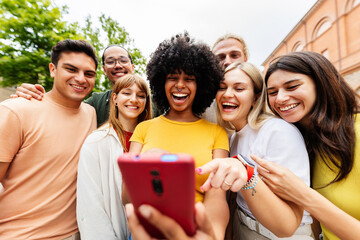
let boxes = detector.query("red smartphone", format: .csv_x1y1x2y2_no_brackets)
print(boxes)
118,152,196,238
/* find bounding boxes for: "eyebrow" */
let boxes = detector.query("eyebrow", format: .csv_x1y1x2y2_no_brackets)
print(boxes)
267,78,301,90
62,63,78,69
105,56,128,60
62,63,96,75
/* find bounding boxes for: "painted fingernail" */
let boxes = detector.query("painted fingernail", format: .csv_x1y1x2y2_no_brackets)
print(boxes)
139,205,151,219
196,168,202,173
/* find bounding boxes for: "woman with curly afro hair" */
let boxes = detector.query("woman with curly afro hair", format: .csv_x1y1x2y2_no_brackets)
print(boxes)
128,32,230,239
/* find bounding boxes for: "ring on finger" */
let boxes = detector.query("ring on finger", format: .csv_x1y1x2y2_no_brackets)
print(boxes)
224,180,232,187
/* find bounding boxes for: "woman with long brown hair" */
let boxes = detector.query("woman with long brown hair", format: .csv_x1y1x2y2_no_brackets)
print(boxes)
256,51,360,240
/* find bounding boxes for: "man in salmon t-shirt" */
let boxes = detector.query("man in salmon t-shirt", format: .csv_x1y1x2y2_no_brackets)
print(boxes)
0,39,97,240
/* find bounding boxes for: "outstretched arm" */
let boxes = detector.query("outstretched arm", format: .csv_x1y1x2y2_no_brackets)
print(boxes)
198,155,303,237
11,83,45,100
254,156,360,240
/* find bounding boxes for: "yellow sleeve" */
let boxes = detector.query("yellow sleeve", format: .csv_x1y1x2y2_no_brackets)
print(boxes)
213,125,229,151
129,120,148,145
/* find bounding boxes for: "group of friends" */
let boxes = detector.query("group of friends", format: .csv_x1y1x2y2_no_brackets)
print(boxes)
0,31,359,240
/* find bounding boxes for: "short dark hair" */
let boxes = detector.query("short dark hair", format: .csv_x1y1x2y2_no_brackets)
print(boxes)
101,44,133,65
265,51,359,185
147,32,223,116
51,39,98,69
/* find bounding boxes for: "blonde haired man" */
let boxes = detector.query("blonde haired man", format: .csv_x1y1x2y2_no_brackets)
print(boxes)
212,33,249,69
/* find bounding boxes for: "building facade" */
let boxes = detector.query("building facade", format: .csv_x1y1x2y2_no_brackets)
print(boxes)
262,0,360,93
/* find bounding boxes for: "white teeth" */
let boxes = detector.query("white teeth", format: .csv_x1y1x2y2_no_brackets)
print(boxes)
280,103,298,111
223,102,237,107
127,106,138,109
173,93,188,97
72,85,85,90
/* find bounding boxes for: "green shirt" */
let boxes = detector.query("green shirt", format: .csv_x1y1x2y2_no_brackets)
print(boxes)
85,90,112,127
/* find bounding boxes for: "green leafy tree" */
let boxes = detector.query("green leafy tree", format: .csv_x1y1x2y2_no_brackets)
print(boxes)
0,0,147,92
0,0,79,90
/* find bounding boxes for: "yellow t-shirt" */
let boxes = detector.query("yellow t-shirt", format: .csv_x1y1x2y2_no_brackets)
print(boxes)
130,115,229,202
312,114,360,240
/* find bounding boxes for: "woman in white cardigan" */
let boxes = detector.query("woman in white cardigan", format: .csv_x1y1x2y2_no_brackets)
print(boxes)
76,74,152,240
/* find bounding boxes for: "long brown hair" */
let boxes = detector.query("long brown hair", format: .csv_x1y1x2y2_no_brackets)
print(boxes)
108,74,152,151
265,51,360,185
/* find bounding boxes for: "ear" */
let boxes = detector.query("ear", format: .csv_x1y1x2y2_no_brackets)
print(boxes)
131,64,135,73
112,92,118,103
49,63,56,78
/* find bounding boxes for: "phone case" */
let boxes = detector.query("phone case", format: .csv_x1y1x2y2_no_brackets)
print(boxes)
118,152,196,238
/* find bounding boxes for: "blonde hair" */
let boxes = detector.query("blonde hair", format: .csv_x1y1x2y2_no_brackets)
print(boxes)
108,74,152,151
217,62,273,130
212,33,249,61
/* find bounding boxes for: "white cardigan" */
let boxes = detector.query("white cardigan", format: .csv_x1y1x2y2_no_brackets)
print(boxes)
77,124,129,240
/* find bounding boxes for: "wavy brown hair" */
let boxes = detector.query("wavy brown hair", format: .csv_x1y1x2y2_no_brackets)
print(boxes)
108,74,152,151
265,51,360,185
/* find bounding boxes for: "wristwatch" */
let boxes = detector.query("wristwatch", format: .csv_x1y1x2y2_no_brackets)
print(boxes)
232,154,258,182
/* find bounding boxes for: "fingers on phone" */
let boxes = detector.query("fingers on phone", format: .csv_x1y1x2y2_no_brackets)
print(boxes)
125,204,152,240
140,205,188,240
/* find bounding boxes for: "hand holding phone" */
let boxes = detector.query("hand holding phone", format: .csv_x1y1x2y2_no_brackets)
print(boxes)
118,152,196,238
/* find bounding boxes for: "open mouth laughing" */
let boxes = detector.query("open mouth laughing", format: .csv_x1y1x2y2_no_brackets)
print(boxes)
172,93,189,103
221,102,238,111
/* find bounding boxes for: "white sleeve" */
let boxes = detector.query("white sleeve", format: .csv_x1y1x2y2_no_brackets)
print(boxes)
258,119,310,186
76,135,123,240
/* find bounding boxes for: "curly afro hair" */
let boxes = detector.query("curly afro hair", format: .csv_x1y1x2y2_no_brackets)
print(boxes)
146,32,223,116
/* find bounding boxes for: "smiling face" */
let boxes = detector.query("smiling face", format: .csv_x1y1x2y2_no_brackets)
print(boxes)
164,70,197,116
103,46,135,85
49,52,96,108
113,83,147,122
267,69,317,126
216,68,255,131
213,38,247,70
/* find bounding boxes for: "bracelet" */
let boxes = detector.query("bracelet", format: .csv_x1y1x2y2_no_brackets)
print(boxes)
242,174,258,196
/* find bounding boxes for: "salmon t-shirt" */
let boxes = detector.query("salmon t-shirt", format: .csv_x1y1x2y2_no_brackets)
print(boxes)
0,95,96,239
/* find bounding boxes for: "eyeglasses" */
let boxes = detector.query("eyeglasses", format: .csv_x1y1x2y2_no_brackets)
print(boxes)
104,56,130,67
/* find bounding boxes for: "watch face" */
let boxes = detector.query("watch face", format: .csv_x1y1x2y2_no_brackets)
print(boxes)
238,154,256,168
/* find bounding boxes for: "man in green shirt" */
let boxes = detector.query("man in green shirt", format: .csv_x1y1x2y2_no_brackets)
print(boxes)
11,44,135,127
85,45,135,126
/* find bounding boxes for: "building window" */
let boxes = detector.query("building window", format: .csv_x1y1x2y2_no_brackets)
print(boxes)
345,0,359,13
292,41,304,52
314,19,332,38
321,49,329,59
